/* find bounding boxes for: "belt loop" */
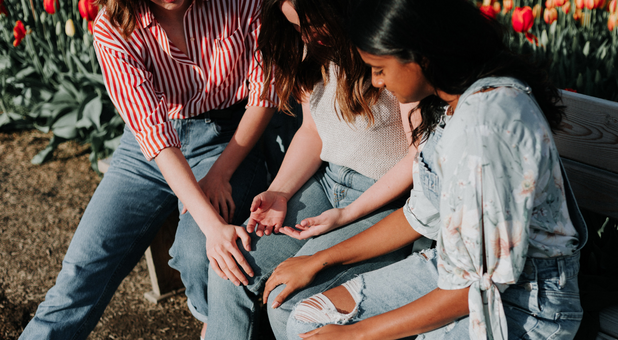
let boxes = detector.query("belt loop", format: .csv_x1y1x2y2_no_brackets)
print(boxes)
558,257,567,289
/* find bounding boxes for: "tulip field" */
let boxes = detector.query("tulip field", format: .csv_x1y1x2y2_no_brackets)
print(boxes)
0,0,617,171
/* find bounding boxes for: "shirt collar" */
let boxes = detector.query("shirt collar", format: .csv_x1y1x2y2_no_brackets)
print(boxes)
137,0,204,29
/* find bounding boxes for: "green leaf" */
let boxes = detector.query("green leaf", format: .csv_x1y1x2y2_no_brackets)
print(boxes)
15,67,36,80
51,109,79,139
103,135,121,151
31,137,62,165
82,95,103,129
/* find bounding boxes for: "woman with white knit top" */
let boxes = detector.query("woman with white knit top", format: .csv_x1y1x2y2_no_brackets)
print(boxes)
201,1,418,339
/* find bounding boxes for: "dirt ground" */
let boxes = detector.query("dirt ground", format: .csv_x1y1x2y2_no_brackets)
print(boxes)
0,129,275,340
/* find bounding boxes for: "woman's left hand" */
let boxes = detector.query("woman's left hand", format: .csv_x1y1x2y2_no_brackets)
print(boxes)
280,208,348,240
299,324,360,339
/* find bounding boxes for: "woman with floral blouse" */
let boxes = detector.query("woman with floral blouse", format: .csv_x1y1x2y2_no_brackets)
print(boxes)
261,0,588,339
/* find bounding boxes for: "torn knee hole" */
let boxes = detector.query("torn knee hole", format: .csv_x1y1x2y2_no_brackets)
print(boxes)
292,277,363,324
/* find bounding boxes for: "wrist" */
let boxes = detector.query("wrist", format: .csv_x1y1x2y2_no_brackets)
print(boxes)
310,249,336,272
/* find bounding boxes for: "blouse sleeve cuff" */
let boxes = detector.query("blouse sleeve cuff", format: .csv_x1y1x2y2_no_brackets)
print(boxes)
133,122,181,161
403,192,441,241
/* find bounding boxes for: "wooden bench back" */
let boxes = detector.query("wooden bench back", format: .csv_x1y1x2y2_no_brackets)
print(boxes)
554,91,618,220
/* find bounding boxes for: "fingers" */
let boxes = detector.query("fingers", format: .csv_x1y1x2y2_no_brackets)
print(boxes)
246,217,258,233
269,285,295,309
250,195,263,212
236,226,252,253
181,206,187,215
218,198,229,223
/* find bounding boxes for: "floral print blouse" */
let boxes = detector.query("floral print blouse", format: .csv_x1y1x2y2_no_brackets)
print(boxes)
403,77,580,340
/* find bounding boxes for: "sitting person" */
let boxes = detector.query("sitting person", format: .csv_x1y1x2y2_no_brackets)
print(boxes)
20,0,278,339
202,0,420,338
263,0,588,339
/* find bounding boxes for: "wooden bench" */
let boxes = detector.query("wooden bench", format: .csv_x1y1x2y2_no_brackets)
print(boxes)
554,90,618,340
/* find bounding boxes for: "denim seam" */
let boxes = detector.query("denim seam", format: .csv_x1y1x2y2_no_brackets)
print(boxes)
70,193,178,340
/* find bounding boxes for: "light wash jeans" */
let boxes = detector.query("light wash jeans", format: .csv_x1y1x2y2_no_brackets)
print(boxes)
287,248,583,340
203,163,412,339
20,108,267,340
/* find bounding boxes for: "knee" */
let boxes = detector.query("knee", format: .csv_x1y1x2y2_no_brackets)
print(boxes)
286,277,364,339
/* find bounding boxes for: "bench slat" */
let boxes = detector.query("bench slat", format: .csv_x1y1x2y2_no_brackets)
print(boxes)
555,91,618,174
562,158,618,219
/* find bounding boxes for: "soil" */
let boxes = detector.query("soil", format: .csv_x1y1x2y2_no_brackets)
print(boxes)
0,129,275,340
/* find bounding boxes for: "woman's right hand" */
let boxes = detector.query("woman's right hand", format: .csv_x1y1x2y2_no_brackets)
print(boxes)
246,191,288,236
263,255,322,309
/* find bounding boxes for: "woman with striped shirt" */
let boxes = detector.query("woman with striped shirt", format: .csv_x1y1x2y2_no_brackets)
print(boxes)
20,0,278,339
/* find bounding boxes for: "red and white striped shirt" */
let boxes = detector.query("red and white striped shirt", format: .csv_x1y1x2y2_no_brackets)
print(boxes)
93,0,278,160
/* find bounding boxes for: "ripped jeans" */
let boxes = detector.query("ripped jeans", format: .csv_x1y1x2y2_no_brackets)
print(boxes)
287,248,583,340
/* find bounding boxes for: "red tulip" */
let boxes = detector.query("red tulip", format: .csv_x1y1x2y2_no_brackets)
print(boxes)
576,0,585,8
574,8,583,20
555,0,566,5
13,20,26,47
564,88,578,93
563,1,572,13
610,0,617,13
512,6,534,32
78,0,99,21
546,0,555,8
43,0,59,14
0,4,8,16
544,7,558,23
480,5,497,18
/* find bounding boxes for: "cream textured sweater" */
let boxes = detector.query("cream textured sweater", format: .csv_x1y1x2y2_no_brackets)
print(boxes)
310,65,408,180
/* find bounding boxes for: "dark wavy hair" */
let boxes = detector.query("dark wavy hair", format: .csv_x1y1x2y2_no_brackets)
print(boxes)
349,0,564,145
259,0,381,124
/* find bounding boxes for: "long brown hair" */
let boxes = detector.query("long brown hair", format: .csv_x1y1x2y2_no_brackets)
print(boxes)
93,0,202,40
259,0,381,124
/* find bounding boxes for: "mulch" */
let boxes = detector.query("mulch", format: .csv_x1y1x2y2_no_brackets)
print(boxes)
0,129,203,339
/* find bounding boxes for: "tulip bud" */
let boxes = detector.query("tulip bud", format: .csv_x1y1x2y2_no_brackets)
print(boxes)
504,0,514,11
609,14,617,31
582,41,590,56
541,29,549,46
610,0,617,13
562,1,571,14
493,2,501,13
40,12,47,22
555,0,566,5
480,5,497,19
533,4,543,18
512,6,534,33
56,21,62,35
65,19,76,37
0,4,9,16
78,0,99,21
546,0,555,8
13,20,26,47
544,7,558,24
576,0,584,9
44,0,59,14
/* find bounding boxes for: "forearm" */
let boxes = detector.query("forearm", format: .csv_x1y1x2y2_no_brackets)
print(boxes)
208,106,275,181
311,208,421,268
155,147,225,233
338,151,415,225
352,287,470,340
267,101,323,200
